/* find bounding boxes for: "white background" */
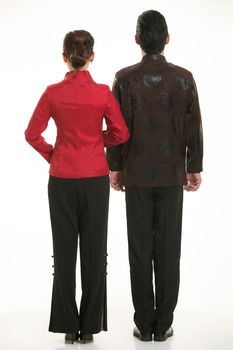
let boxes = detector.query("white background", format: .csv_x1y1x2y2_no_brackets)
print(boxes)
0,0,233,349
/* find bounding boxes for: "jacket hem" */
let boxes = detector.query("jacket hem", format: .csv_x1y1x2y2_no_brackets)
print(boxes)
49,170,110,179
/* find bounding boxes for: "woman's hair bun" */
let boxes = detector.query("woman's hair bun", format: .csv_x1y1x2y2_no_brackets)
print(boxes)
63,30,94,69
70,54,87,69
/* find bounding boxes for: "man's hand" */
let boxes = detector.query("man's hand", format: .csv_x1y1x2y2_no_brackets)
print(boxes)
184,173,202,192
109,171,125,192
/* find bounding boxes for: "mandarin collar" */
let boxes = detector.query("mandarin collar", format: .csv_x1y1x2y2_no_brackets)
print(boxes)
64,69,94,83
141,54,166,63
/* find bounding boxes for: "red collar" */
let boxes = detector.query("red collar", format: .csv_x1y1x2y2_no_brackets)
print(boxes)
64,70,94,84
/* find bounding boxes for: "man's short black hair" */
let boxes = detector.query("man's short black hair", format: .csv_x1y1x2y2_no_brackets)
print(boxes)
136,10,168,54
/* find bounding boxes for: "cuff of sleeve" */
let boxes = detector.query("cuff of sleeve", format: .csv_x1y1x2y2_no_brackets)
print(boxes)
45,150,54,164
108,162,123,171
187,166,203,173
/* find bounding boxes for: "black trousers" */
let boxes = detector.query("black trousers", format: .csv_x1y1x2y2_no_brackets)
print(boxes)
125,186,183,334
47,175,109,334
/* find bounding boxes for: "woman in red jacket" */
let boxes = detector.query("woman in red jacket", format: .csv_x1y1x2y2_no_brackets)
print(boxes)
25,30,129,344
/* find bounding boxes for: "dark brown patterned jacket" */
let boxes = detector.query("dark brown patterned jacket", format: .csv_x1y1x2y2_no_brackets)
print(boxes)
106,54,203,187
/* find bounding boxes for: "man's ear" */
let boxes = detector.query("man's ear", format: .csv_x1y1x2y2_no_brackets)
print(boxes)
135,34,140,45
165,34,170,45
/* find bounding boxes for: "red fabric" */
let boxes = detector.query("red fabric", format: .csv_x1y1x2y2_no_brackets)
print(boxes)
25,70,129,178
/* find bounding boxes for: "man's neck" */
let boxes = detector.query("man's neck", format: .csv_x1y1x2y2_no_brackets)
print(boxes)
141,50,164,57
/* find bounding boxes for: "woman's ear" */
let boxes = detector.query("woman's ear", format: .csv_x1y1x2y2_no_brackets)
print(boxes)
90,52,95,62
62,53,68,63
166,34,170,45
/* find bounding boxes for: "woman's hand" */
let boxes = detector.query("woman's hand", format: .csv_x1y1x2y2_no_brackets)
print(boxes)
109,171,125,192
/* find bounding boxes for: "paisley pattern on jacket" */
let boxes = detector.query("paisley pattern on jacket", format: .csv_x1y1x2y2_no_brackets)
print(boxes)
107,54,203,187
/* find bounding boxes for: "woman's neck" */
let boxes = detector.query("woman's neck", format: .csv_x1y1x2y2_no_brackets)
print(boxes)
68,61,90,72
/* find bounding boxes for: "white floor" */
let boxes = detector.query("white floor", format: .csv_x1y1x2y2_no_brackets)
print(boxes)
1,302,233,350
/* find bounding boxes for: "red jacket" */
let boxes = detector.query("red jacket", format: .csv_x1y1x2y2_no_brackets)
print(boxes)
25,70,129,178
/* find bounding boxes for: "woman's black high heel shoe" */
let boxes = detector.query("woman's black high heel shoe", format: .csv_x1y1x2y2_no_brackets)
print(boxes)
79,333,93,344
65,332,79,344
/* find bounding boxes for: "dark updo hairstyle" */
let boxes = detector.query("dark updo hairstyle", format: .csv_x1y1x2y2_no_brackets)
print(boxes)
63,30,94,69
136,10,168,54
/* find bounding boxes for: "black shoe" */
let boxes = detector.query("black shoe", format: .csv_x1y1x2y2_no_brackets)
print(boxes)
133,327,152,342
154,327,174,342
79,333,93,344
64,332,79,344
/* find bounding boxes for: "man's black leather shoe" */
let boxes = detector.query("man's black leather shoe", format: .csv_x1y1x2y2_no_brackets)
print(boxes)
79,333,93,344
64,332,79,344
133,327,152,341
154,327,174,342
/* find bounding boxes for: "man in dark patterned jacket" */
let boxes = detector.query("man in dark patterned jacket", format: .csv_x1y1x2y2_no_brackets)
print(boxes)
107,10,203,342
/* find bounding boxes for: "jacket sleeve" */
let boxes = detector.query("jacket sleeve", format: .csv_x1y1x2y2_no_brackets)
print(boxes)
24,88,53,163
102,86,129,149
105,78,126,171
185,76,203,173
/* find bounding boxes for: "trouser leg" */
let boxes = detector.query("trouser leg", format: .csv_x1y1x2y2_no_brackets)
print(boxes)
48,176,79,333
78,176,109,334
125,187,155,334
153,186,183,333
